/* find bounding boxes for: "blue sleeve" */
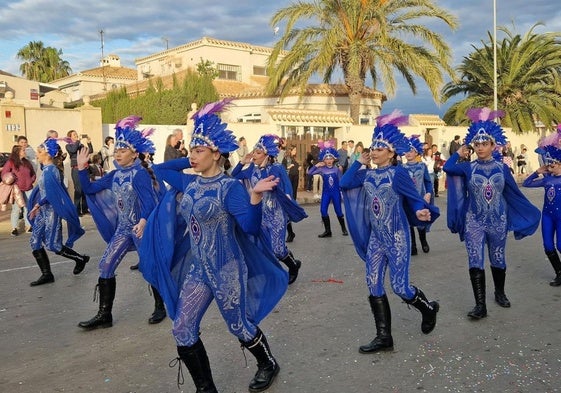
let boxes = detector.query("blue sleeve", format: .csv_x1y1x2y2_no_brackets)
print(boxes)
79,169,113,194
340,161,367,189
423,166,433,194
394,166,425,213
225,181,262,235
307,165,319,176
152,158,191,192
443,152,469,176
231,162,253,179
522,172,545,188
502,165,541,239
134,170,158,220
269,164,293,196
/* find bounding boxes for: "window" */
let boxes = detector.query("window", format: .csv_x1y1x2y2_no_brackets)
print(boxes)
217,63,241,81
237,113,261,123
253,66,266,76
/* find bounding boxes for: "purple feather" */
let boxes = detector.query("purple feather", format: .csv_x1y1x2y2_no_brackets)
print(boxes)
141,127,155,137
116,115,142,130
376,110,409,127
466,108,505,122
194,97,235,118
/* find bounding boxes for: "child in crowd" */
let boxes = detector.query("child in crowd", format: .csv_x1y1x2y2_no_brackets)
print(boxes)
27,138,89,286
307,139,348,238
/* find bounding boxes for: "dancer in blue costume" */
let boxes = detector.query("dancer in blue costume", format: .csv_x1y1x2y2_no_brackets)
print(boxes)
340,111,440,354
27,138,89,286
232,134,307,284
76,116,166,329
522,124,561,286
140,100,288,393
443,108,540,320
402,135,433,255
307,139,348,237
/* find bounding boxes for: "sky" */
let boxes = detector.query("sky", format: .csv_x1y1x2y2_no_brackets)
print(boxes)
1,0,560,117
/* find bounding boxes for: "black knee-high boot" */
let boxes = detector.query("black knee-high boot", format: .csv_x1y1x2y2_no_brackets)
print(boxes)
410,227,418,255
176,339,217,393
56,245,90,274
404,287,439,334
30,248,55,286
359,294,394,353
318,216,332,238
286,222,295,243
418,228,430,253
545,250,561,286
240,329,280,393
78,277,116,330
468,268,487,319
280,251,302,285
337,215,348,236
491,266,511,307
148,286,166,324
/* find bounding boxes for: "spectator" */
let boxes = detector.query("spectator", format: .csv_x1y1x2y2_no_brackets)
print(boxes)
100,136,115,172
449,135,462,157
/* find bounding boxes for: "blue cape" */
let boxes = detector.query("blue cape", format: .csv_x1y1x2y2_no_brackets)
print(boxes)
27,165,84,248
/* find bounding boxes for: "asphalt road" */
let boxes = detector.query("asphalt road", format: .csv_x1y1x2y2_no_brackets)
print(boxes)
1,187,560,393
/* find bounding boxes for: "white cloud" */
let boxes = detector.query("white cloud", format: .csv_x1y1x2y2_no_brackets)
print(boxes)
1,0,559,115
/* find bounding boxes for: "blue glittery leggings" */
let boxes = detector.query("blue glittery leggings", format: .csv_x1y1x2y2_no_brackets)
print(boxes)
541,214,561,252
29,205,63,253
464,212,507,269
319,189,343,217
98,228,140,278
171,259,257,346
365,227,416,300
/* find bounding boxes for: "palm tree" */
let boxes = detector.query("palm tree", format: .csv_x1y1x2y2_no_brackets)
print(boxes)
266,0,458,123
17,41,72,82
442,24,561,134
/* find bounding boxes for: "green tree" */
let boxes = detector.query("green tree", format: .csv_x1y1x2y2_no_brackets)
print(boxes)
196,58,219,79
266,0,457,123
16,41,72,82
92,70,218,124
442,24,561,134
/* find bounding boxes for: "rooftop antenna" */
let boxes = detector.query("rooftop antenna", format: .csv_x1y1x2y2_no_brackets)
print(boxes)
100,29,107,91
162,37,169,50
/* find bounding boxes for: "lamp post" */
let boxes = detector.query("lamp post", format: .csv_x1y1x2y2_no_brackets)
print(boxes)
493,0,498,112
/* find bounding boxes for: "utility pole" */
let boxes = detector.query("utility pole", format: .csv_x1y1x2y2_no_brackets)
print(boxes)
493,0,498,113
100,29,107,91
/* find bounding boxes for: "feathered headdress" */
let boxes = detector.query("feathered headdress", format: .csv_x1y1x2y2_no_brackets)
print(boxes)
254,134,281,157
535,123,561,164
114,116,156,154
190,98,238,153
39,138,60,158
464,108,507,146
405,134,424,155
370,110,410,154
318,139,339,161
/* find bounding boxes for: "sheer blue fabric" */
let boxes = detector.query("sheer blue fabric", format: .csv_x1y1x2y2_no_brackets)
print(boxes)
444,152,540,241
140,158,288,322
27,164,84,249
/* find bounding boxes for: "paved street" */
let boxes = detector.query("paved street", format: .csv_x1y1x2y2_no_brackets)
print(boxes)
1,187,560,393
